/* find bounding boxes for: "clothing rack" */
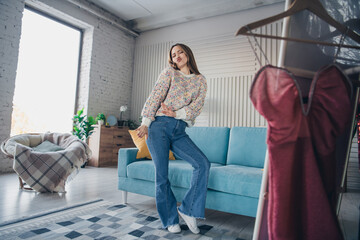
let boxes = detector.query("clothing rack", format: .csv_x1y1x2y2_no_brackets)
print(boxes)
283,65,360,80
336,72,360,216
236,0,360,239
236,0,360,49
345,66,360,75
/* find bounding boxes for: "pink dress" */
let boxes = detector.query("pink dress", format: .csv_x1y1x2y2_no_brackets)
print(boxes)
250,65,352,240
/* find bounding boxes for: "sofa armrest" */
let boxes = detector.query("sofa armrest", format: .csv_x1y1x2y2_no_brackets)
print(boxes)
118,148,140,177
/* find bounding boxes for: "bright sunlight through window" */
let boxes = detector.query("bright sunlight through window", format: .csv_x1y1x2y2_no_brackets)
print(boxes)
11,8,81,136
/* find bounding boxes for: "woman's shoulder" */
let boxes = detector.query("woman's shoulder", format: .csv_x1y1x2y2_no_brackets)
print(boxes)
157,67,175,81
161,67,176,75
197,73,207,83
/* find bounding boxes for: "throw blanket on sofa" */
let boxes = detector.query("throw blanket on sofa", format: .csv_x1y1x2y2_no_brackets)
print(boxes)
13,133,92,193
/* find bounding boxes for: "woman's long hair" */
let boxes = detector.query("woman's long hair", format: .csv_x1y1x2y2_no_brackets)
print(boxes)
168,43,201,75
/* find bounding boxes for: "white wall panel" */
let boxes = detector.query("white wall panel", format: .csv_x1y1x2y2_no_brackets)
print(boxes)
131,6,283,128
207,75,265,128
131,42,172,123
348,137,360,191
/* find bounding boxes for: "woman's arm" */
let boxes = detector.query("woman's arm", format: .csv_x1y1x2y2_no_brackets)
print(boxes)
136,125,148,139
137,68,172,138
141,68,172,126
159,102,176,117
181,77,207,122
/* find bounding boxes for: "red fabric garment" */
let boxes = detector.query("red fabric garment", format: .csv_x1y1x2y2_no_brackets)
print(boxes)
250,64,352,240
358,119,360,171
357,100,360,171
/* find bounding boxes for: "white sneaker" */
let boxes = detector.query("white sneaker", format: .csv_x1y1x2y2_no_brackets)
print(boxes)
168,224,181,233
178,209,200,234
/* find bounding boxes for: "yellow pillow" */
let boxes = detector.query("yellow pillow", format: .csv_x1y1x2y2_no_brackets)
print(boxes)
128,130,175,160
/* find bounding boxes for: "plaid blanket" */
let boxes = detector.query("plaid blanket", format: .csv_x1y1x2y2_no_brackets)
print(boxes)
13,133,91,193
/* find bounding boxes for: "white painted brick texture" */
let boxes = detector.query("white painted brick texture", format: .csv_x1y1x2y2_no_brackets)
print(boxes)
0,0,135,172
87,20,135,120
0,0,25,173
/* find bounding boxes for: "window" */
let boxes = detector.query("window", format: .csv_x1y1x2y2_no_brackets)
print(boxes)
11,7,81,136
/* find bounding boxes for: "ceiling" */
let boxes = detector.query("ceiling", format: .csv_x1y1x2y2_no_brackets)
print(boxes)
87,0,284,32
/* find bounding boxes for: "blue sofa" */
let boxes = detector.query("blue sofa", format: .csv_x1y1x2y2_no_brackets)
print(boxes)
117,127,267,217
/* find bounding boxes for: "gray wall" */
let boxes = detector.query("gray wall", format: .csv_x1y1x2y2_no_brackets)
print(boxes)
0,0,136,173
131,3,284,128
0,0,25,173
0,0,285,173
282,0,360,191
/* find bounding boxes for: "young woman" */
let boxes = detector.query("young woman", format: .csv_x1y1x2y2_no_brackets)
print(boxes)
136,43,210,234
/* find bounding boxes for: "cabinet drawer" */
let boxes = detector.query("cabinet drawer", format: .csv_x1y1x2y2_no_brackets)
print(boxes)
100,137,113,146
113,142,125,148
113,133,130,140
113,144,135,154
99,129,113,145
113,127,128,134
88,126,134,167
114,136,131,144
101,126,113,134
99,146,113,154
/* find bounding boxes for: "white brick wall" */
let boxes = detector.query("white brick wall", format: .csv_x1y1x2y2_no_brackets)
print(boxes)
87,20,135,120
0,0,25,173
0,0,135,173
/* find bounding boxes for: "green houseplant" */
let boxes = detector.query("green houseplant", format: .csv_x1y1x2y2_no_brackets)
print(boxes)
95,113,106,125
73,108,96,142
127,119,140,130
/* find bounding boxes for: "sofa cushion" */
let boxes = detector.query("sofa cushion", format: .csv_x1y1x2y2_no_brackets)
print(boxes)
127,160,222,189
126,160,262,198
227,127,267,168
128,130,175,160
185,127,230,165
208,165,263,198
32,140,64,152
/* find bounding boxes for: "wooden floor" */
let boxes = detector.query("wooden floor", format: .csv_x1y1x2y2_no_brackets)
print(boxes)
0,166,359,239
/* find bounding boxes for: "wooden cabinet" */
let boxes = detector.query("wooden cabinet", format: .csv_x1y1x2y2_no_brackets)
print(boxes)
88,125,135,167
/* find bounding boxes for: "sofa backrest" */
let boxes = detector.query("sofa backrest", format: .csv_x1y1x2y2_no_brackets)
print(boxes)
227,127,267,168
186,127,230,165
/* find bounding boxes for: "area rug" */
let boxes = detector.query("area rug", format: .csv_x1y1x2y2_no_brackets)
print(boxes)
0,199,246,240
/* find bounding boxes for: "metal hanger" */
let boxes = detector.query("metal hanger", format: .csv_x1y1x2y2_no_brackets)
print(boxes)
318,19,360,41
236,0,360,49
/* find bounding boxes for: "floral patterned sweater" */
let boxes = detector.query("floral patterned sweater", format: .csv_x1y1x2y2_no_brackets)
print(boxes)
141,67,207,127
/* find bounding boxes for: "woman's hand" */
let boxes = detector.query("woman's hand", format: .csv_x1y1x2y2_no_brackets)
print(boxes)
136,125,148,139
160,102,176,117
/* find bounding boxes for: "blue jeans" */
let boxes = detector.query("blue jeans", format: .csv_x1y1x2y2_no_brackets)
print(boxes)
146,116,210,228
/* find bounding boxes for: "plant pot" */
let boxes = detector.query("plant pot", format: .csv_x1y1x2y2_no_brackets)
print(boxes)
98,120,104,125
118,120,128,126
